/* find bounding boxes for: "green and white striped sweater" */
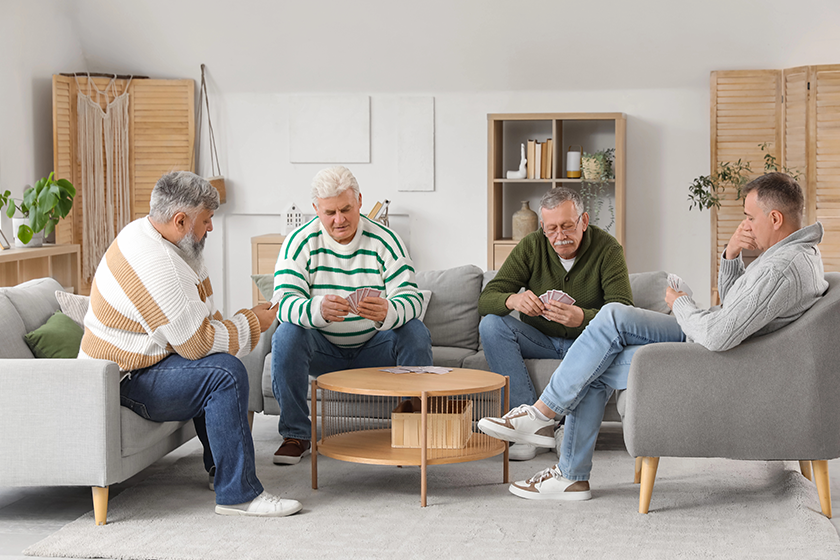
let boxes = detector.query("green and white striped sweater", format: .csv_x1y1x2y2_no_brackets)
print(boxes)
273,216,424,348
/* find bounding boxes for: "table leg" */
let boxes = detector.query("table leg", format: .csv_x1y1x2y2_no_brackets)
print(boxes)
421,390,428,507
503,377,510,484
311,379,318,490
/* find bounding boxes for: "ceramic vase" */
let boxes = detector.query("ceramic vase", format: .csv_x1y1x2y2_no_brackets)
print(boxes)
512,201,538,242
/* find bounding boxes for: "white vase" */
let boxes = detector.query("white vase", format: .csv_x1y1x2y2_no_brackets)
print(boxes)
12,217,43,248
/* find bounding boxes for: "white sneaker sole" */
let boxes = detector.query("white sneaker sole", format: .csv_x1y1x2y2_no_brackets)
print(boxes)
509,483,591,501
477,418,555,447
273,449,310,465
215,502,303,517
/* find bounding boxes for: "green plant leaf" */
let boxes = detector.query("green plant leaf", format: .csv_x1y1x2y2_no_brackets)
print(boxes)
5,202,16,219
30,209,48,233
56,178,76,197
17,224,33,245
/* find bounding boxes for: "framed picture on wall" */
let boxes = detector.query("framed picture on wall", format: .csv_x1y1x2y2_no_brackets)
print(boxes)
0,230,10,250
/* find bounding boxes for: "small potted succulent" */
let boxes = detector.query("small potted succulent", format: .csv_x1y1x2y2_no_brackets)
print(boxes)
1,172,76,247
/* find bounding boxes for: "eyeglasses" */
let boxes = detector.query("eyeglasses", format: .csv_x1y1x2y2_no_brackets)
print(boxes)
542,214,582,238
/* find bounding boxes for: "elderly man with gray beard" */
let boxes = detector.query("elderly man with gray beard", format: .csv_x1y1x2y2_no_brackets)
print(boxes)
79,171,302,518
477,187,633,461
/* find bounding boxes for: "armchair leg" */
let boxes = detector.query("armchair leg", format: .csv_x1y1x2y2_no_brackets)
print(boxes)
638,457,660,514
812,460,832,519
799,460,813,482
634,457,643,484
92,486,109,526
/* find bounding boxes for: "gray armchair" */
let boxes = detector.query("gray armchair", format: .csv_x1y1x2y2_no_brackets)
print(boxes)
621,271,840,517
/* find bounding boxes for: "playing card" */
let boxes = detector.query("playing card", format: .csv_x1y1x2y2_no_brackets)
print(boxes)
667,273,693,298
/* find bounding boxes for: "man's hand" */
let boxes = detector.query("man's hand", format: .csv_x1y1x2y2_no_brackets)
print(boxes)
251,302,277,333
321,295,350,323
665,286,687,310
505,290,545,317
357,296,389,323
725,219,758,260
543,301,584,327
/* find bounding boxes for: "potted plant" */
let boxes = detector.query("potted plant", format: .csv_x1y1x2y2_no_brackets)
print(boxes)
0,172,76,247
580,148,616,232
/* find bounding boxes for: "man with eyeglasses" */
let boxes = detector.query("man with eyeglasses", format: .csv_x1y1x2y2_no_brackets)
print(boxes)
479,173,826,501
477,187,633,461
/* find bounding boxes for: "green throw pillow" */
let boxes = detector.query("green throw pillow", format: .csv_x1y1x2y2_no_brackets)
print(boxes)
24,310,84,359
251,274,275,301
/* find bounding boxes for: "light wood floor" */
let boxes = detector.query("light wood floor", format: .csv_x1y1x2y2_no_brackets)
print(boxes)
2,415,840,559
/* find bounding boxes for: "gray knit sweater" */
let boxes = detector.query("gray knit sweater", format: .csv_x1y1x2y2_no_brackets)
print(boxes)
673,222,828,352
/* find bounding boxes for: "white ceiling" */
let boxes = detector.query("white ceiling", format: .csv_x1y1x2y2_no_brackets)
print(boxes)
67,0,840,93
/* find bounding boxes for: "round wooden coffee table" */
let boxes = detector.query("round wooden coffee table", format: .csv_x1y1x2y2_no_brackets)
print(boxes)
310,367,509,506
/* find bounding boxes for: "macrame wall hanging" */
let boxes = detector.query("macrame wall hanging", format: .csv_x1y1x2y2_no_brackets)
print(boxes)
194,64,226,203
75,74,132,283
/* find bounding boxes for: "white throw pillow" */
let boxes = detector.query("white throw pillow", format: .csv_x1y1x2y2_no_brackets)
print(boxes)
55,291,90,329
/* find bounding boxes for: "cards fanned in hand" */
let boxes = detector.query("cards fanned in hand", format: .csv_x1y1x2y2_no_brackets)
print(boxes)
347,287,382,314
538,289,575,319
667,273,694,298
381,366,452,375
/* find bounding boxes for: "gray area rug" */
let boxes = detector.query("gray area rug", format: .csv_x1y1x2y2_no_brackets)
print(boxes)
26,438,840,559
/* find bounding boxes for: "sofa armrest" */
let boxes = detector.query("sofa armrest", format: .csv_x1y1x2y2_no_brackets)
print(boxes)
623,338,840,461
0,358,123,486
240,318,278,413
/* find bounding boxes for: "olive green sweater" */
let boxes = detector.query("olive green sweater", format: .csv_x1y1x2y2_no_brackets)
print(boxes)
479,225,633,339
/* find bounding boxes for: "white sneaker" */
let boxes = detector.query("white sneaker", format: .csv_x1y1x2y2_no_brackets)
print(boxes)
508,443,551,461
509,465,591,501
215,491,303,517
477,404,555,447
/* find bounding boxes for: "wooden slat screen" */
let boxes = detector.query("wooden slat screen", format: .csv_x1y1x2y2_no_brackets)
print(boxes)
813,66,840,273
52,75,194,292
710,70,781,301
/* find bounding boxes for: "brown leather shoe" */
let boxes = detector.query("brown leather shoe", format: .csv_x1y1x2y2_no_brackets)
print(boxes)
273,438,311,465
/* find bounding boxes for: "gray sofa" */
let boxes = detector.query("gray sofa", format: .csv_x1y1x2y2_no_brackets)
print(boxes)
0,277,196,525
244,265,672,421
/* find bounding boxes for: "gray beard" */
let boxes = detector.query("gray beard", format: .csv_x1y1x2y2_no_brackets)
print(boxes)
178,231,206,273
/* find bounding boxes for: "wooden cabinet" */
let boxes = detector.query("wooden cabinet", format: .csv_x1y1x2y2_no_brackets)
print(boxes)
487,113,626,269
0,244,82,294
250,234,285,305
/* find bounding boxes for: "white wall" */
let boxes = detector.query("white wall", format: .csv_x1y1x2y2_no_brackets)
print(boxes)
5,0,840,315
0,2,86,236
209,88,711,314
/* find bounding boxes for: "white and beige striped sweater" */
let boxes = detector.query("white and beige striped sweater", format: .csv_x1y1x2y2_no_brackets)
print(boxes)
79,218,260,372
274,216,423,348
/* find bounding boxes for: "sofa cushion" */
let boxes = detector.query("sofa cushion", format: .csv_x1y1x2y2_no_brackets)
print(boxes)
416,265,483,351
3,277,63,333
629,271,670,315
55,291,89,328
24,311,84,359
120,407,187,457
432,346,477,368
252,273,274,301
0,292,34,359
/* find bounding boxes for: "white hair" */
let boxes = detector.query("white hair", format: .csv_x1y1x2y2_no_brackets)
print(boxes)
310,166,361,206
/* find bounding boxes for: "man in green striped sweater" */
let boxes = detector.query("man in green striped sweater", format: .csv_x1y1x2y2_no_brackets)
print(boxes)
478,188,633,461
270,166,432,464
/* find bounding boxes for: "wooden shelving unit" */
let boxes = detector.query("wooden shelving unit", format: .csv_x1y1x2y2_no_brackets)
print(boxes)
487,113,626,269
250,233,285,305
0,244,82,294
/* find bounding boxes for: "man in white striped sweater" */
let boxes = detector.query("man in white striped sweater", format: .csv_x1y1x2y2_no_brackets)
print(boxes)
271,166,433,464
80,171,302,517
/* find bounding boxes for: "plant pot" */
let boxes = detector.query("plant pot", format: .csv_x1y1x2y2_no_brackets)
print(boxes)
12,217,43,248
581,157,606,181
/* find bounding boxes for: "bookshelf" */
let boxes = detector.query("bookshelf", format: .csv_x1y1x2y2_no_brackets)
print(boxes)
487,113,626,269
0,244,82,294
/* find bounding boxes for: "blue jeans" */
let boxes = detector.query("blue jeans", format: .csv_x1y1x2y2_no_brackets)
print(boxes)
479,314,575,409
539,303,686,481
119,353,264,505
271,319,433,440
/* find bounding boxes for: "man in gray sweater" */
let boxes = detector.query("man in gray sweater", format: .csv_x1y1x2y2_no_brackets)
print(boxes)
478,172,828,501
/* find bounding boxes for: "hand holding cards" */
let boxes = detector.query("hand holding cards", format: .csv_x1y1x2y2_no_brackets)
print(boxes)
667,273,693,298
347,287,381,315
539,289,576,320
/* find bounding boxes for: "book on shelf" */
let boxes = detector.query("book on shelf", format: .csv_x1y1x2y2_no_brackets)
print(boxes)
367,201,383,219
534,142,542,180
526,140,536,179
545,139,553,178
